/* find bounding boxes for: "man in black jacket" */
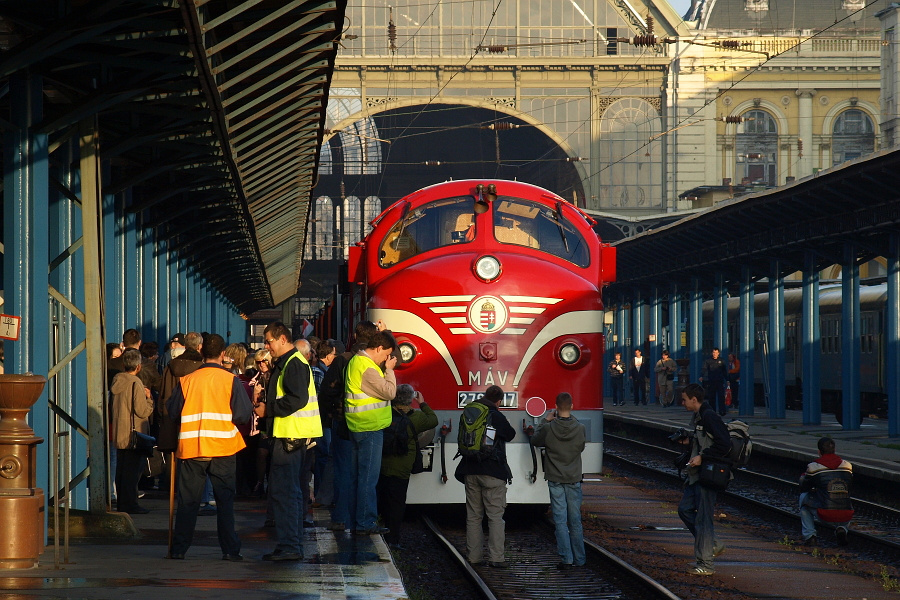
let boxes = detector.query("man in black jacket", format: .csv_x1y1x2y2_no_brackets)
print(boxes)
454,385,516,568
677,383,731,576
701,348,728,416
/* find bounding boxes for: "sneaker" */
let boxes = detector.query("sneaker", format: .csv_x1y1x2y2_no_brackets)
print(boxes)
803,536,818,547
713,543,726,558
262,549,302,562
689,565,715,576
835,527,849,546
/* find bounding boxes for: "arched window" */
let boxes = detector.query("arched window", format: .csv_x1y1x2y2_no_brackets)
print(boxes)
318,139,332,176
832,109,875,166
343,196,361,259
597,98,662,209
736,109,778,186
314,196,333,260
364,196,381,232
340,118,382,175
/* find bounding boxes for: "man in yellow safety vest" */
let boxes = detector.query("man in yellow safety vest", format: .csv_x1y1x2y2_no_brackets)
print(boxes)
345,330,397,536
257,321,322,561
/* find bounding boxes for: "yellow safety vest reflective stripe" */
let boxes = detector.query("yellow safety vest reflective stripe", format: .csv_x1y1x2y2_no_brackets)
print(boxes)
176,366,246,460
272,351,323,439
344,353,392,432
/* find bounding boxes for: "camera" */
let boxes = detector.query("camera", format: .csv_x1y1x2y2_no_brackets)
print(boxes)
668,427,694,443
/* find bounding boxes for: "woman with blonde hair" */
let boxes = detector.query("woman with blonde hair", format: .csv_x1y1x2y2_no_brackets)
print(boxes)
251,348,273,500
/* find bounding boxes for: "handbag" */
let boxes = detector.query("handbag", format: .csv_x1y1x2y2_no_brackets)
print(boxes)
128,383,156,456
698,457,731,491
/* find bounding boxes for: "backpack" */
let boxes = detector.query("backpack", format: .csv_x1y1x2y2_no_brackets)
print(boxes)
726,419,752,467
382,410,411,456
456,401,497,460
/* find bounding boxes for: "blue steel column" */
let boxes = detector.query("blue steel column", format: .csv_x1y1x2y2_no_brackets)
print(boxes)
2,74,51,509
669,286,681,359
768,260,786,418
648,288,662,403
103,181,122,338
140,218,157,342
739,266,755,415
887,234,900,437
688,279,702,383
157,242,169,340
616,299,627,359
713,273,727,353
123,190,139,329
632,289,644,352
841,244,861,430
801,252,821,425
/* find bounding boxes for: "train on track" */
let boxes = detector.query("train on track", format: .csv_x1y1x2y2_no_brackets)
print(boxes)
701,283,890,422
337,179,616,503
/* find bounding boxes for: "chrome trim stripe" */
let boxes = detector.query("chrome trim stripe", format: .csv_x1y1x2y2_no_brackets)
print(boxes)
510,307,545,314
501,296,562,304
500,328,526,335
369,308,464,385
430,306,467,313
440,317,468,324
450,328,476,334
509,317,535,324
513,310,604,386
413,295,476,303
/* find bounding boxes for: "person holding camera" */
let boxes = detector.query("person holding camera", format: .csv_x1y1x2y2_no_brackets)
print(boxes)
675,383,731,576
607,352,626,406
654,350,677,407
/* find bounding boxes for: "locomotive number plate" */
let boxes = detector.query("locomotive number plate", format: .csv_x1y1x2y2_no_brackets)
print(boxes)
457,391,518,409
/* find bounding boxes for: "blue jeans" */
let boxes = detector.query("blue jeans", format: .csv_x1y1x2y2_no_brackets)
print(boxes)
349,429,383,530
548,481,585,566
270,441,306,554
330,420,354,526
314,428,334,505
799,492,849,539
678,481,719,569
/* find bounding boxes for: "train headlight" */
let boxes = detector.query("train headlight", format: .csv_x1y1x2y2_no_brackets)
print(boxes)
475,255,501,282
559,343,581,365
398,342,417,364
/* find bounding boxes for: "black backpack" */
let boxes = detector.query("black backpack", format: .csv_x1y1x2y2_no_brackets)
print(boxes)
383,409,411,456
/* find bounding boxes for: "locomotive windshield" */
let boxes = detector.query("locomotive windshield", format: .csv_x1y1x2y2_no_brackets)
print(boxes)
379,196,475,267
493,196,590,267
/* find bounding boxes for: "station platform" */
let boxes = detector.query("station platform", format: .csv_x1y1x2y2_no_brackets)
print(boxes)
0,499,405,600
604,403,900,482
583,476,899,600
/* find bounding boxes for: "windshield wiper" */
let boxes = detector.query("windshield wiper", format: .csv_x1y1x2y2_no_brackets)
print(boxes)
554,201,570,253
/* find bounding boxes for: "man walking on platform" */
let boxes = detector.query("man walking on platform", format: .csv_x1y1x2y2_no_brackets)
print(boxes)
629,349,648,405
677,383,731,575
258,322,322,561
167,334,251,560
530,392,586,570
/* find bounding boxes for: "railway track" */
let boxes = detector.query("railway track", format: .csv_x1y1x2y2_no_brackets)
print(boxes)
421,514,681,600
604,432,900,556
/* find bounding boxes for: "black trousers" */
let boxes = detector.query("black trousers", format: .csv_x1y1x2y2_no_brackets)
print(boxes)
632,377,647,404
377,474,409,544
172,455,240,556
115,448,145,512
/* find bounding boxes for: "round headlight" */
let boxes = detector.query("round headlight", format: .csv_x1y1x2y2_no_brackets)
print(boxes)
398,342,416,363
559,343,580,365
475,255,501,281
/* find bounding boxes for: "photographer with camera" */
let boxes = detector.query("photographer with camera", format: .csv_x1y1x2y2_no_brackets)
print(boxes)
654,350,677,407
675,383,731,576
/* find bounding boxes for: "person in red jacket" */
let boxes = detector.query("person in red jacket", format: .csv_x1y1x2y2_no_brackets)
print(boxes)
799,437,853,546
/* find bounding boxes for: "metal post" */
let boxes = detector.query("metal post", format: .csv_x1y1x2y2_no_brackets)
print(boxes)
739,266,755,416
768,260,785,418
887,234,900,437
632,289,644,352
713,272,727,353
669,286,681,360
124,189,139,329
648,288,661,403
841,243,861,430
141,218,157,342
103,174,122,339
688,279,702,383
157,241,170,342
80,118,109,512
616,299,627,360
801,252,821,426
2,74,51,524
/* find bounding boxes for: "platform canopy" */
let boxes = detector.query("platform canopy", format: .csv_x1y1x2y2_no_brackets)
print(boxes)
0,0,346,313
612,147,900,290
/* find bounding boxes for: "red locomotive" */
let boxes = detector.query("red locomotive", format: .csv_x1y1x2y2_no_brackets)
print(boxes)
346,179,616,503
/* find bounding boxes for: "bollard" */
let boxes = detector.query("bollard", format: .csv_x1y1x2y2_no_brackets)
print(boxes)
0,374,47,569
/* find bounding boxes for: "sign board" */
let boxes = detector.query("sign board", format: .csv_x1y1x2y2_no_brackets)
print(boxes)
680,331,687,347
648,334,657,342
0,314,21,340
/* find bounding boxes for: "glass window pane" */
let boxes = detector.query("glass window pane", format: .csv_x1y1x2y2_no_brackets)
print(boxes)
378,196,476,267
492,196,590,267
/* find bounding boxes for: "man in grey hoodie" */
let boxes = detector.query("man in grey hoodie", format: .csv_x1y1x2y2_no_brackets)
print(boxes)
530,392,586,569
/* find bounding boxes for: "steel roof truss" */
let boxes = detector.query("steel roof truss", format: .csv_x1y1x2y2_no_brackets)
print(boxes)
230,101,321,147
229,87,319,132
204,0,335,56
239,133,317,179
212,12,330,75
221,59,328,107
226,77,322,120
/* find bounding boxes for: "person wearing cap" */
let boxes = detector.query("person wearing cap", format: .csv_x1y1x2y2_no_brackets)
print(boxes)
169,333,186,361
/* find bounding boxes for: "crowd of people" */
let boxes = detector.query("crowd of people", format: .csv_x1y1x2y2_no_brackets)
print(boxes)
107,324,854,572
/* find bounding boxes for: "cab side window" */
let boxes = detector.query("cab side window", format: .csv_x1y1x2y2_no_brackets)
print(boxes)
379,196,475,267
